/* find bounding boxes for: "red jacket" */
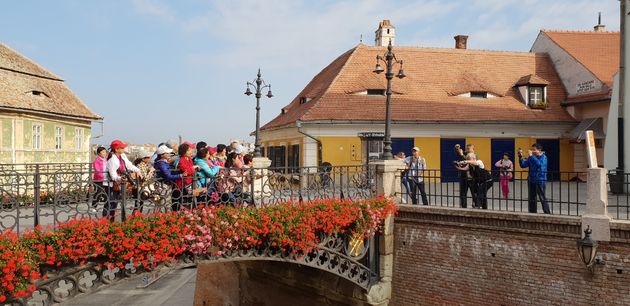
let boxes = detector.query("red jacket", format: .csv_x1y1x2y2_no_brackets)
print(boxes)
177,156,195,189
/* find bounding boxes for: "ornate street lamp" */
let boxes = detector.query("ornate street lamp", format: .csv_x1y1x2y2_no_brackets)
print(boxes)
245,69,273,158
373,40,405,160
577,226,599,268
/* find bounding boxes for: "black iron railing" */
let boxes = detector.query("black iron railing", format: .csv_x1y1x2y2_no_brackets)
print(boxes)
397,169,588,216
607,170,630,220
0,163,376,233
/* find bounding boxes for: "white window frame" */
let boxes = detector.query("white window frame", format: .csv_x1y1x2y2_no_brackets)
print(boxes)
75,128,83,151
55,127,63,150
529,86,544,105
32,124,42,150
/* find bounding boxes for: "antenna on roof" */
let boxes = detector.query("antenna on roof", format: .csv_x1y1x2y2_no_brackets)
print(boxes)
594,12,606,32
360,34,363,43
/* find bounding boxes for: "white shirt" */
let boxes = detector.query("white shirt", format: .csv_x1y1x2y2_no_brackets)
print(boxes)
106,153,140,186
404,156,427,182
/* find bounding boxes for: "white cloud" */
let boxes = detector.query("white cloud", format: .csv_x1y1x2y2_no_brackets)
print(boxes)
131,0,176,23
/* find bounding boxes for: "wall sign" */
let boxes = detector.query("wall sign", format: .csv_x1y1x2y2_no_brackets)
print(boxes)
358,132,385,138
576,80,596,94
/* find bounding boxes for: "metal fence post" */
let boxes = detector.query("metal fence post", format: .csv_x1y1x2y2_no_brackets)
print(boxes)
33,164,41,228
120,181,127,222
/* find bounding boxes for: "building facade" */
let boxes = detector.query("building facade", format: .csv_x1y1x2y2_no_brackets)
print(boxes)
260,21,580,180
0,43,101,164
531,25,619,170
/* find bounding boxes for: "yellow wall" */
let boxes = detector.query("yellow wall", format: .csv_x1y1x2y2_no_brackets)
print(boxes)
559,139,575,180
465,137,491,165
262,137,304,167
321,136,362,166
414,137,440,182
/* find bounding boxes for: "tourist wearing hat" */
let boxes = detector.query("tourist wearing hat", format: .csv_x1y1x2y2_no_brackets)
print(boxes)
105,140,141,221
495,152,514,199
154,145,183,182
404,147,429,205
132,150,155,214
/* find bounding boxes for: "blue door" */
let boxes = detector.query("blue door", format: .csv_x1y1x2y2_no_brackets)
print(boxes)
440,138,466,182
391,138,414,157
491,139,515,181
536,139,560,181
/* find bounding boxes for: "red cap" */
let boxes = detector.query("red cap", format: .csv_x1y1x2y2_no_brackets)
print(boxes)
110,140,127,150
209,146,217,155
183,141,196,148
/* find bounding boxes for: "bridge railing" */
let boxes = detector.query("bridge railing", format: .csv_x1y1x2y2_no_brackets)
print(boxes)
0,163,377,233
396,169,591,216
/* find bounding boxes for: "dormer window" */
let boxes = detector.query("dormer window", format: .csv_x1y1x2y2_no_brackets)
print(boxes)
366,89,385,96
28,90,49,97
514,74,549,109
470,91,488,99
299,97,311,104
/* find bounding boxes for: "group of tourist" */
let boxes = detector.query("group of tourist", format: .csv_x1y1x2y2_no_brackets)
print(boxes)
92,139,256,220
398,143,550,214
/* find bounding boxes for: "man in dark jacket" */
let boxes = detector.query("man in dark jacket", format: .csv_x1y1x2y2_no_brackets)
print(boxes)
455,144,476,208
519,143,551,214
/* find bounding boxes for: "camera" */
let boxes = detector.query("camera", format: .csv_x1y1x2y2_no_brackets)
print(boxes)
452,160,466,167
454,144,462,154
517,147,523,158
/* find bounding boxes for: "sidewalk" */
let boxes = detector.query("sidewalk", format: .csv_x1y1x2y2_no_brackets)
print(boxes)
61,267,197,306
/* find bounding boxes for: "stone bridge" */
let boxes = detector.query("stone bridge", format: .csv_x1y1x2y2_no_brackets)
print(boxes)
6,161,630,306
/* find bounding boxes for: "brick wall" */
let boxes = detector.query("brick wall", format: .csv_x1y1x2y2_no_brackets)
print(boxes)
391,206,630,306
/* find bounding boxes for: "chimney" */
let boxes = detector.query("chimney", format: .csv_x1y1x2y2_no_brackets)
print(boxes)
454,35,468,49
594,12,606,32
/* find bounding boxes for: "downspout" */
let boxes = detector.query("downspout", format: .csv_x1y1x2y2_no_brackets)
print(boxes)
11,118,15,164
296,121,322,166
619,0,626,173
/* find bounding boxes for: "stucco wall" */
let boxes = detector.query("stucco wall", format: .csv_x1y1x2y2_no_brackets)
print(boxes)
0,113,91,164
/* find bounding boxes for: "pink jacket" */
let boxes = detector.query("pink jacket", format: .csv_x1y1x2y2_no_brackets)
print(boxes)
93,156,108,182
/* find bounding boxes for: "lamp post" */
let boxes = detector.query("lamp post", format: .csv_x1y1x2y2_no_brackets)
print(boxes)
245,69,273,158
373,40,405,160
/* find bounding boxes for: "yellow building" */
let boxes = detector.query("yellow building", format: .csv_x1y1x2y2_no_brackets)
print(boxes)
260,21,580,180
0,43,102,164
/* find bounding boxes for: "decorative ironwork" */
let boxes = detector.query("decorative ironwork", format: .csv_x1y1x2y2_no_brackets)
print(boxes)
7,232,379,305
0,164,376,232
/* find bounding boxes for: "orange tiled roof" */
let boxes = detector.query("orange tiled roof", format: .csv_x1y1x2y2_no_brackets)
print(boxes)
262,44,574,130
542,30,619,84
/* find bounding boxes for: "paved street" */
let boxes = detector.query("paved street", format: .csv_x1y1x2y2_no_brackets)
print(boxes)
61,267,197,306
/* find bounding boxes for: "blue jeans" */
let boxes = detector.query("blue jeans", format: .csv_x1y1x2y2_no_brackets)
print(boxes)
528,181,550,214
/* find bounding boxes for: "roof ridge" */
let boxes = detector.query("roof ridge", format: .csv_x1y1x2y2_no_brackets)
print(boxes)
301,45,359,120
0,43,63,81
542,29,619,34
359,45,543,57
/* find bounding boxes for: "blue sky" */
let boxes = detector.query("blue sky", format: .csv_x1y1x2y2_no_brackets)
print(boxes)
0,0,619,146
